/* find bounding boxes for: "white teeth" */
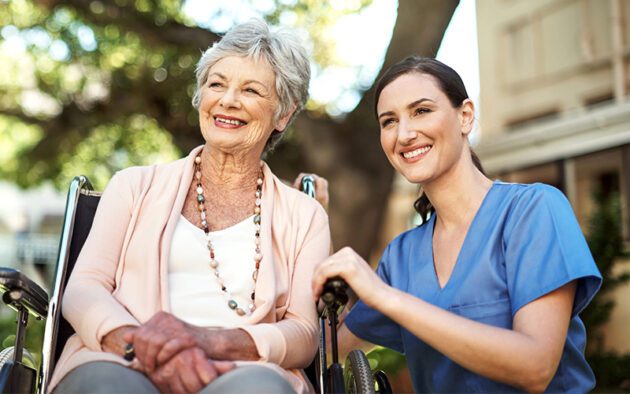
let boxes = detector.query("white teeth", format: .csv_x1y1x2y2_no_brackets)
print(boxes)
402,146,431,159
215,117,244,126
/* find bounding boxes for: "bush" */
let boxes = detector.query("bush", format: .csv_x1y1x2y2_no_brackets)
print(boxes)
581,191,630,391
0,311,46,367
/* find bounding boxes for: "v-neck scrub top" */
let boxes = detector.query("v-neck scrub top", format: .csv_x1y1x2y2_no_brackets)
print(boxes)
345,181,602,393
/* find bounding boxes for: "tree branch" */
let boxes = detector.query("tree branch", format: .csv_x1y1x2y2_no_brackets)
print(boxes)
42,0,220,50
353,0,460,115
0,108,45,126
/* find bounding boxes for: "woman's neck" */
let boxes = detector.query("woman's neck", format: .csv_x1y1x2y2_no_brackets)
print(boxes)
199,144,262,192
423,157,493,230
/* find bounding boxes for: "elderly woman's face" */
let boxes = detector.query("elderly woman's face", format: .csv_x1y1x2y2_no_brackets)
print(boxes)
198,55,291,157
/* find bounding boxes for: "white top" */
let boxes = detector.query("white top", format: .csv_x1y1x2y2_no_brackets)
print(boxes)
168,214,256,327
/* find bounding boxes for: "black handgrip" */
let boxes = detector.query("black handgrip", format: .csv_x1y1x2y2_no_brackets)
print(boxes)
321,277,349,309
0,267,48,319
300,175,316,199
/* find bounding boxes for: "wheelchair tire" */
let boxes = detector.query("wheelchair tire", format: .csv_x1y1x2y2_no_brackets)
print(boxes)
344,350,375,394
0,347,35,369
373,370,393,394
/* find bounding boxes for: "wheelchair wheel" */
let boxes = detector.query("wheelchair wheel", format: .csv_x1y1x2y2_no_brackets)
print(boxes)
373,370,393,394
0,347,35,369
344,350,375,394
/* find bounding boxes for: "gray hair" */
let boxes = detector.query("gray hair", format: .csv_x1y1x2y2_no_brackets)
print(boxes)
192,19,311,152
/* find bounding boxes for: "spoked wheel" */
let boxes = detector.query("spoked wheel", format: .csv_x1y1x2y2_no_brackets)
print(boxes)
344,350,375,394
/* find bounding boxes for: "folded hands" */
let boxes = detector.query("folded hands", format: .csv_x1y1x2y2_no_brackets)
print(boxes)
102,312,249,393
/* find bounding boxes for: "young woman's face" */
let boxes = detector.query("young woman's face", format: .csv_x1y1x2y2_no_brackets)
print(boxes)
198,55,292,156
376,72,473,184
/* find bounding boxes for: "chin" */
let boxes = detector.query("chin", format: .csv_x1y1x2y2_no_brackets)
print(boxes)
393,164,431,185
406,175,431,185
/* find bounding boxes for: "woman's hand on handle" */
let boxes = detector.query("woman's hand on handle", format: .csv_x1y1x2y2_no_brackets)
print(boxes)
312,247,382,361
293,173,329,211
312,247,388,308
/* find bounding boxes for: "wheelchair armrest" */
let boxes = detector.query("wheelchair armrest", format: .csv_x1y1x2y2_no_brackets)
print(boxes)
0,268,48,320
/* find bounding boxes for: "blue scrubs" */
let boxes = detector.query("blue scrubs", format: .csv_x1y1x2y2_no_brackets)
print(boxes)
346,181,602,393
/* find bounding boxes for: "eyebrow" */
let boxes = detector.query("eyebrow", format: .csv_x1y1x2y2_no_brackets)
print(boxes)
208,73,267,87
208,72,226,80
377,98,436,119
244,79,266,86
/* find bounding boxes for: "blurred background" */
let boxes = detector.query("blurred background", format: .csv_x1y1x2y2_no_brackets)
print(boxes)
0,0,629,391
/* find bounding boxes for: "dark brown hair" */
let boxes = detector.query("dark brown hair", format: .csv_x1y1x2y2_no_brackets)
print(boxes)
373,56,486,223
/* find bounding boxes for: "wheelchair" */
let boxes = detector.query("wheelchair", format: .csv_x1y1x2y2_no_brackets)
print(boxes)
0,175,392,394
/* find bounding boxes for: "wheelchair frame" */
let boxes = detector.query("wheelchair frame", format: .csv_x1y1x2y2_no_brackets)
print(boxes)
41,176,96,393
0,175,391,394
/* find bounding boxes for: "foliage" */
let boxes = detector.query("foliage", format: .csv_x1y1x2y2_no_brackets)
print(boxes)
1,0,192,188
581,191,630,353
0,311,46,368
0,0,372,190
589,353,630,392
366,346,406,375
580,190,630,390
207,0,374,69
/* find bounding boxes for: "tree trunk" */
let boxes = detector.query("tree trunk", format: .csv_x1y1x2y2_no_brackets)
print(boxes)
276,0,459,259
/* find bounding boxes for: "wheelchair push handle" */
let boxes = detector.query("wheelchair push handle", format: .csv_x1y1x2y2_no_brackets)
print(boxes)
300,175,316,199
321,277,349,308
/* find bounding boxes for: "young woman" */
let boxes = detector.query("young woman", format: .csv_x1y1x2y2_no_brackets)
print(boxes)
312,56,601,393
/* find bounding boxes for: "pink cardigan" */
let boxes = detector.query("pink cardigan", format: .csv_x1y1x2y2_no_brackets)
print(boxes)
49,146,331,393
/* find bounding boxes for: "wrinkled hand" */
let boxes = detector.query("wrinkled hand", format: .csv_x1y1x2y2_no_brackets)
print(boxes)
293,173,329,211
148,347,235,394
124,311,198,373
101,325,136,356
312,247,387,308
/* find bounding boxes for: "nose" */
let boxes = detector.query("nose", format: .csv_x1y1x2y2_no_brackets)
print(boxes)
219,87,241,109
397,118,418,145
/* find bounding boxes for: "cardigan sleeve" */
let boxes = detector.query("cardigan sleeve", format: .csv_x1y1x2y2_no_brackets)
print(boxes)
61,170,141,351
240,202,331,369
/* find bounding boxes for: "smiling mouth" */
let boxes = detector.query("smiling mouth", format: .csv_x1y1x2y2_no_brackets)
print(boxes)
214,116,247,126
401,145,432,159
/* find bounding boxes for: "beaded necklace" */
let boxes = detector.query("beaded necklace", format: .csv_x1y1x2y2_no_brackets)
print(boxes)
193,154,263,316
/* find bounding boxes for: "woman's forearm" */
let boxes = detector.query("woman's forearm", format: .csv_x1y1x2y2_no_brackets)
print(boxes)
192,327,260,361
374,283,575,392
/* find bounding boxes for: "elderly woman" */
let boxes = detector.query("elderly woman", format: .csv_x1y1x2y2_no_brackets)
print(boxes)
49,19,330,394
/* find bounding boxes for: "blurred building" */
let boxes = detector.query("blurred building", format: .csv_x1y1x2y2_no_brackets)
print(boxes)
475,0,630,353
0,182,65,289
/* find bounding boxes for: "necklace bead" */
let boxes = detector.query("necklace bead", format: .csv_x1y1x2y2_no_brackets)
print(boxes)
193,153,263,316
